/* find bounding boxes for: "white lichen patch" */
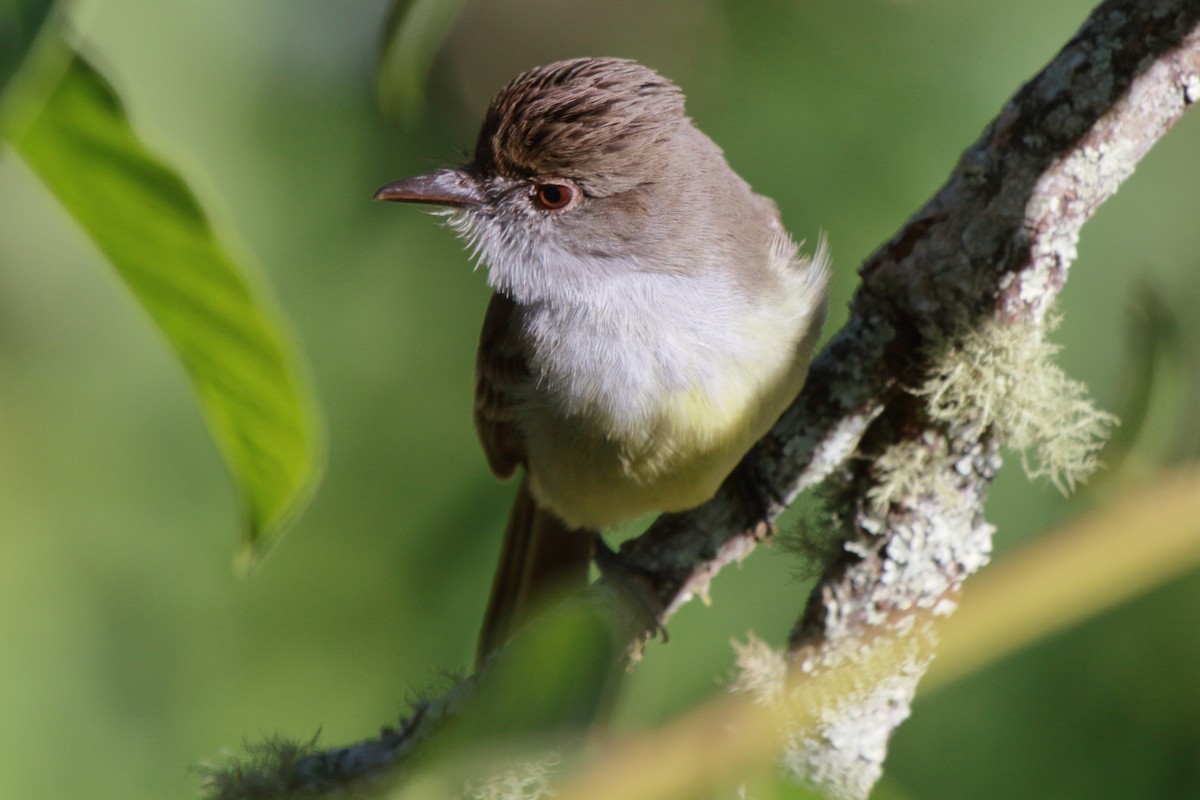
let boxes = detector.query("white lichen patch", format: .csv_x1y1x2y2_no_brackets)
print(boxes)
1185,73,1200,105
919,314,1118,494
730,633,931,800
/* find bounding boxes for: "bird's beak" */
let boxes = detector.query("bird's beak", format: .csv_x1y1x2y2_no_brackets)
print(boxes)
373,169,483,207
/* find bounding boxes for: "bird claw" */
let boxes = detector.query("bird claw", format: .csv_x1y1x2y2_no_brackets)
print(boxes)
591,533,669,644
730,449,785,529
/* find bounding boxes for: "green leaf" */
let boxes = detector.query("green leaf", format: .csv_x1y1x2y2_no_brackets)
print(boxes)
11,47,322,565
0,0,57,101
377,0,468,120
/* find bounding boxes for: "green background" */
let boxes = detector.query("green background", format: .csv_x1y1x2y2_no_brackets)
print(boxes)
2,0,1198,797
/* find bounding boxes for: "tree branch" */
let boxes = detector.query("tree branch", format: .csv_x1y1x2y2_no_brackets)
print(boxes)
758,1,1198,795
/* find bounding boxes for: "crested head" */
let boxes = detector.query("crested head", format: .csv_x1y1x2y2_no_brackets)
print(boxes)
473,58,687,190
376,57,792,306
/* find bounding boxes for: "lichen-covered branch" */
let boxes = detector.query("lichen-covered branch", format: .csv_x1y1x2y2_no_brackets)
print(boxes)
761,1,1198,796
205,1,1200,797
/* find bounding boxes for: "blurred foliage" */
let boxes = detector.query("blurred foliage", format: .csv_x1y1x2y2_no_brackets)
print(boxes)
0,1,1198,799
0,0,56,100
1100,283,1200,477
9,40,322,559
378,0,470,120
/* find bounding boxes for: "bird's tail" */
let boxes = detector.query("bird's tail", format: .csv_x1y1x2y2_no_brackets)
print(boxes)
476,475,595,668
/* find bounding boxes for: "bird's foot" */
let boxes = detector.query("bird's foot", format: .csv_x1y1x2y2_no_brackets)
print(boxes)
730,447,787,532
591,533,669,644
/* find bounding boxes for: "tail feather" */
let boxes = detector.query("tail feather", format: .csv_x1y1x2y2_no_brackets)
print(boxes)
477,476,594,667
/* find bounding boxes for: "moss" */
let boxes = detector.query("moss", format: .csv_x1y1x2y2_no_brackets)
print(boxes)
778,490,848,580
197,733,320,800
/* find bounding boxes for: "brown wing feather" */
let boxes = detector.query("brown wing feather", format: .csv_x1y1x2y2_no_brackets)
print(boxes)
476,475,594,667
473,292,596,666
474,291,528,479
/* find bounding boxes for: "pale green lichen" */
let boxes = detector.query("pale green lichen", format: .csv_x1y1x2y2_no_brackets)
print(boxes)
465,752,561,800
866,434,963,512
918,314,1117,494
867,314,1117,511
730,634,788,703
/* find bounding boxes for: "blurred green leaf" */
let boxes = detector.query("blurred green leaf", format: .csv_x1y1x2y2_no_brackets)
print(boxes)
377,0,468,120
1100,283,1188,477
10,47,322,563
363,599,620,800
464,598,618,738
0,0,57,100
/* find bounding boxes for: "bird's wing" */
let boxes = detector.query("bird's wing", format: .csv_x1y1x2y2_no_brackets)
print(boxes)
474,291,528,479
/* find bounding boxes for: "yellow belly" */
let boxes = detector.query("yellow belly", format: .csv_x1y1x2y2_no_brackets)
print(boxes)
523,351,808,530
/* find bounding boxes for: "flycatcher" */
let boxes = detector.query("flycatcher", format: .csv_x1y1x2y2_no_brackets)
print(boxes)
375,58,829,664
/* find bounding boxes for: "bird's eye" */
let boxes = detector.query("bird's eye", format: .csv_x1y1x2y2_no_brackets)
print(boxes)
531,182,577,211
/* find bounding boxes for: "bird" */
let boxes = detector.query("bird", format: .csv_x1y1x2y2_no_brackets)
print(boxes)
375,57,829,665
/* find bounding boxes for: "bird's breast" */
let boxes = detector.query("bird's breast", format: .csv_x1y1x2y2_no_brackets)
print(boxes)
513,268,818,529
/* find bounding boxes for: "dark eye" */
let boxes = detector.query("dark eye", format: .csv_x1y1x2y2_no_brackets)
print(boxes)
531,182,577,211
